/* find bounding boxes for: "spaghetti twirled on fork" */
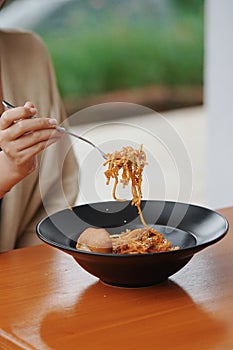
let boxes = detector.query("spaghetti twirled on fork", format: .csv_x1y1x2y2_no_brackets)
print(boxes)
101,145,178,253
104,145,148,226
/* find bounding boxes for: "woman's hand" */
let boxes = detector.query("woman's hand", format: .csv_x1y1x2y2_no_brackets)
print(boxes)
0,101,62,194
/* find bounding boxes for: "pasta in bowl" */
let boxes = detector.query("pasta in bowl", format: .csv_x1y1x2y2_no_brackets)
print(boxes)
36,200,228,287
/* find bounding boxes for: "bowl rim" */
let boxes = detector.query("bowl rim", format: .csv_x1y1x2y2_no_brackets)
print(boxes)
36,200,229,258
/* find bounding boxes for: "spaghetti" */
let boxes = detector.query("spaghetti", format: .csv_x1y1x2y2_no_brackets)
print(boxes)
104,145,148,226
76,145,179,255
102,145,179,253
111,228,179,254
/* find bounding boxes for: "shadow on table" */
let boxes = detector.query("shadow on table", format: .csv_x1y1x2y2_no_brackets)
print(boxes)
40,279,227,350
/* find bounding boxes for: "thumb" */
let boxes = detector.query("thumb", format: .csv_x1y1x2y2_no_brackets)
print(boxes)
24,101,36,109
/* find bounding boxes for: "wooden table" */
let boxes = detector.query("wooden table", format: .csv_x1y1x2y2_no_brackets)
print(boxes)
0,206,232,350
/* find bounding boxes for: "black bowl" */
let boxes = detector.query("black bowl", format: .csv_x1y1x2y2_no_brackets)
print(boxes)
36,200,229,287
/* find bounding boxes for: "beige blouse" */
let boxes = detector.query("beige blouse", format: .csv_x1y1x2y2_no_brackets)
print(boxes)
0,29,79,251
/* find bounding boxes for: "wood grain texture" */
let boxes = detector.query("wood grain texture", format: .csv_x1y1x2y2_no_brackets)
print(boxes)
0,207,232,350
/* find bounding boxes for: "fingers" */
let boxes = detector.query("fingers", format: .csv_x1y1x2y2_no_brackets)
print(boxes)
0,105,37,129
11,128,62,153
1,126,62,158
10,137,60,166
0,102,63,161
4,117,59,141
0,102,64,183
0,117,60,154
1,130,61,167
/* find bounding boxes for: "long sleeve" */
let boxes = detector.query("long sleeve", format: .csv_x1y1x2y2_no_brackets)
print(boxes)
0,29,79,251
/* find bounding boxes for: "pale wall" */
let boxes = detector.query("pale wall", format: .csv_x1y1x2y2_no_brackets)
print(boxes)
205,0,233,208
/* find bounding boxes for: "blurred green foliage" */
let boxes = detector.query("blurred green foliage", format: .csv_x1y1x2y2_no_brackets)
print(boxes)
36,0,204,99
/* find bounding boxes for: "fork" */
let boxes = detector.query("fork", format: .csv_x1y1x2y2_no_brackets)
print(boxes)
2,100,108,159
